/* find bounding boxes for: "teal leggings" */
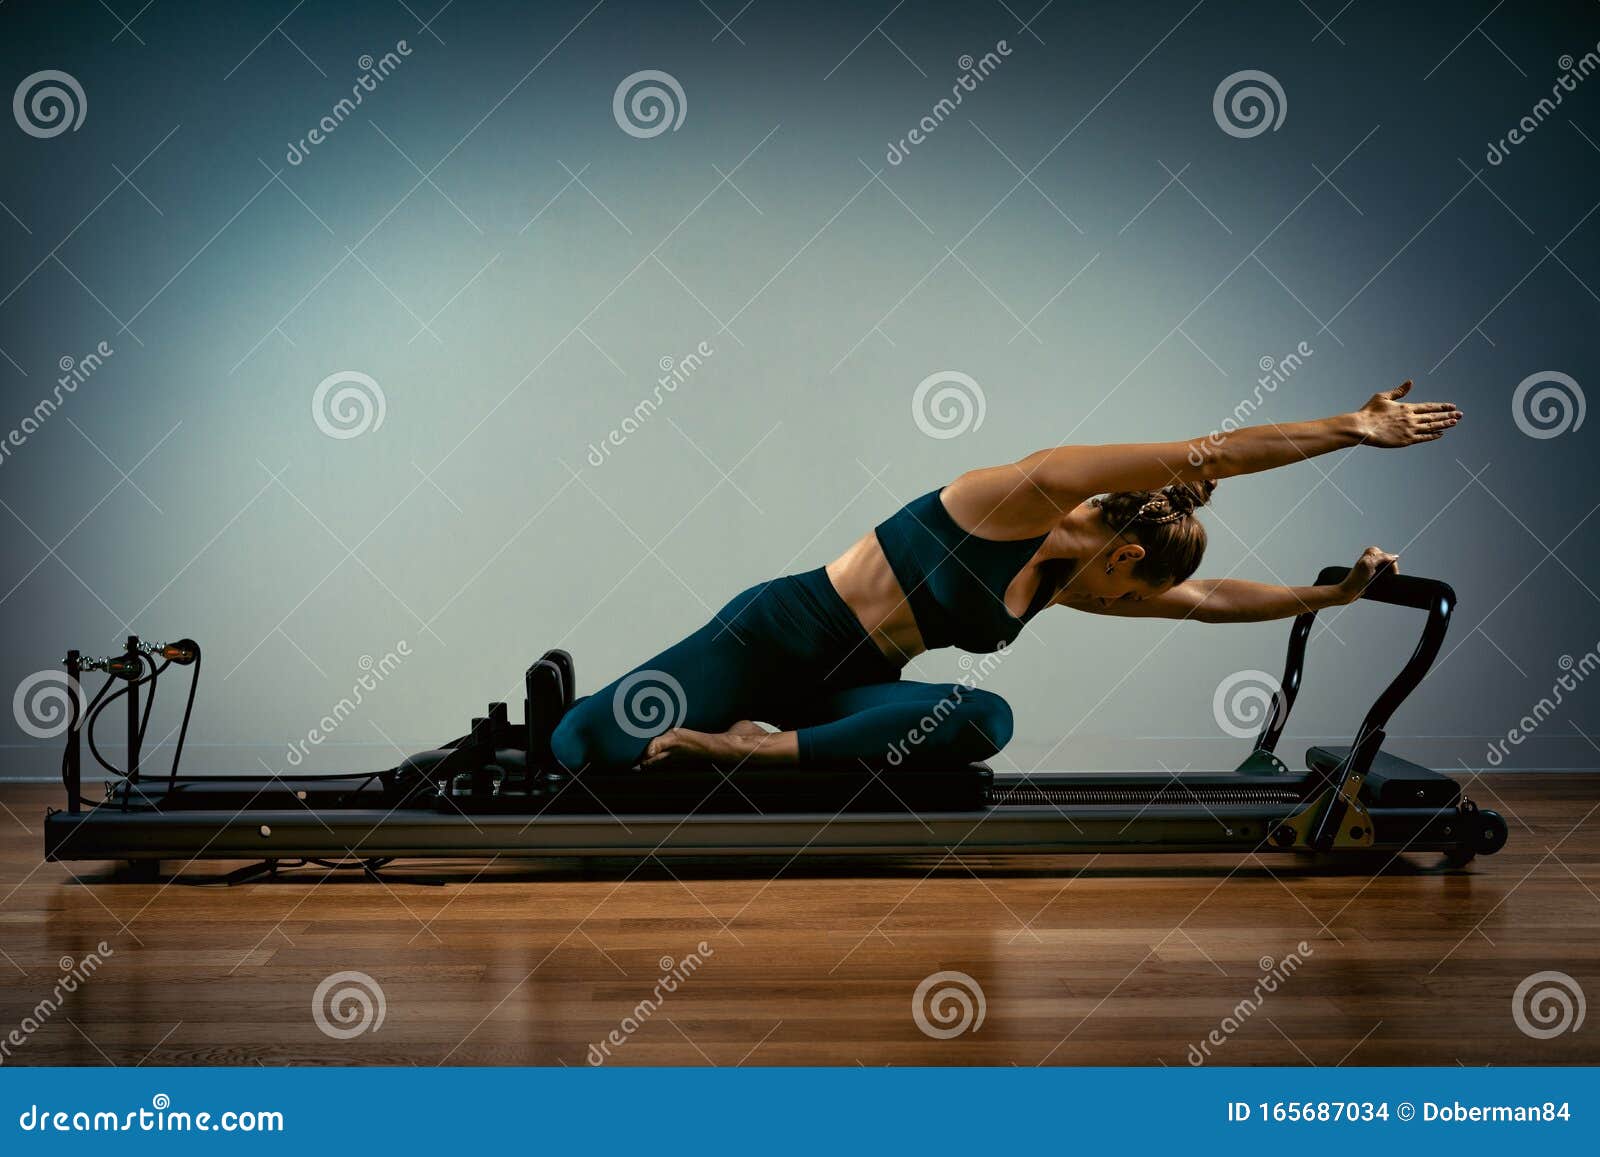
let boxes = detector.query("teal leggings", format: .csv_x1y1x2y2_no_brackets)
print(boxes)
550,568,1013,772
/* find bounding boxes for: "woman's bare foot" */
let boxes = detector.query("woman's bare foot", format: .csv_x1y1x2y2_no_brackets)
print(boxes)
641,724,796,768
641,727,752,767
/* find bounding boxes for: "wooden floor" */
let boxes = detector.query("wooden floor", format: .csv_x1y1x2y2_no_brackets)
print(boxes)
1,775,1596,1067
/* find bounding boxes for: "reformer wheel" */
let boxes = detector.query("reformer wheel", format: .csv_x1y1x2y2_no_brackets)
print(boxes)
1441,807,1507,867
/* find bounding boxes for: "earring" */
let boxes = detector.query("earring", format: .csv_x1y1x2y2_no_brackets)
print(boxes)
1105,563,1113,574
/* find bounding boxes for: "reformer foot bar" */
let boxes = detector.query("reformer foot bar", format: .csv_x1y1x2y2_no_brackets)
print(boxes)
41,567,1508,875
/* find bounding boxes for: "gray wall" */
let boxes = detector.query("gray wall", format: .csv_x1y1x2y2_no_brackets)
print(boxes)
1,0,1597,779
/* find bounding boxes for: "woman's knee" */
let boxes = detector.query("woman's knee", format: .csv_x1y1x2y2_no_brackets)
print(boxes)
548,708,590,771
551,696,638,771
955,687,1013,757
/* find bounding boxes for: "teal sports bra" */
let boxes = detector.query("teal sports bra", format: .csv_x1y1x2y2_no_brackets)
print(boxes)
873,489,1052,653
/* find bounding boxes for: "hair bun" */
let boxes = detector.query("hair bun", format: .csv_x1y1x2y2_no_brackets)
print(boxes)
1093,479,1216,530
1161,479,1217,517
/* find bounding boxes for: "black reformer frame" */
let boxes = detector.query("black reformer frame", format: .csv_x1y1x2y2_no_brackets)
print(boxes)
41,567,1508,878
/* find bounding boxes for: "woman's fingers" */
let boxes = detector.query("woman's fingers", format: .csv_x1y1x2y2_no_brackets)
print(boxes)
1403,409,1461,442
1344,547,1397,599
1360,547,1399,576
1364,386,1461,445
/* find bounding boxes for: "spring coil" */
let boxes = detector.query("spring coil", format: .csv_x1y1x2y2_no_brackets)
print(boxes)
990,786,1304,806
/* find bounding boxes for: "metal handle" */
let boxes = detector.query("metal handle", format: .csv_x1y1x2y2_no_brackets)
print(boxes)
1256,566,1455,755
1312,564,1456,615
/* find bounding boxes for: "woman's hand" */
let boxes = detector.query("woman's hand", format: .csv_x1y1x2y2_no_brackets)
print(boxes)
1335,546,1399,604
1356,380,1462,447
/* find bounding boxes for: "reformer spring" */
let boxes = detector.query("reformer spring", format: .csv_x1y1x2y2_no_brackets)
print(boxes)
990,785,1306,806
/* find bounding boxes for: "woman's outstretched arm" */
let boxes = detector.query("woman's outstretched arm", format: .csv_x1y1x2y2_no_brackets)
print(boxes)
1080,548,1399,623
1032,380,1457,493
946,383,1459,533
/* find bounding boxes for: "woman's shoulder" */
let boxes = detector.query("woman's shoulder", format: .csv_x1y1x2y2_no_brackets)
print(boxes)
941,463,1078,538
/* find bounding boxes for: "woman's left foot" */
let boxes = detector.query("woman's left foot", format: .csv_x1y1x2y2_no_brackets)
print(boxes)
642,726,763,768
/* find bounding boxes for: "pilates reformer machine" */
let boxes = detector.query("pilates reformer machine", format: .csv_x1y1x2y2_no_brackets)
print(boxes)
42,566,1507,880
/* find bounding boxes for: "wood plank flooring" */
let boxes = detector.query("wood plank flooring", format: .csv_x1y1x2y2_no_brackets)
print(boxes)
1,775,1595,1066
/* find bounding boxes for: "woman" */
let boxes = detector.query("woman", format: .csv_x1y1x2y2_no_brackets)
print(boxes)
550,382,1460,772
